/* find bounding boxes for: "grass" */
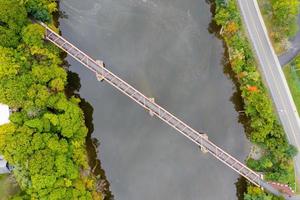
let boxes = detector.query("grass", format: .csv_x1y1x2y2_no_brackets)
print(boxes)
283,65,300,115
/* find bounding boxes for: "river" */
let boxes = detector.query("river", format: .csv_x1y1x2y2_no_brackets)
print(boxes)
59,0,250,199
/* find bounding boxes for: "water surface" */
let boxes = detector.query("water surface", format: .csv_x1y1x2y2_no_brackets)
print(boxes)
59,0,250,199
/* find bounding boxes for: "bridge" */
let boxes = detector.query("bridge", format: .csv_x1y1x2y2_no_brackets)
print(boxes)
40,22,295,198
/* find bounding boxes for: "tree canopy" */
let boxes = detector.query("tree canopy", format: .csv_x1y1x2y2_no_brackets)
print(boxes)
215,0,297,199
0,0,27,47
0,0,104,199
259,0,300,52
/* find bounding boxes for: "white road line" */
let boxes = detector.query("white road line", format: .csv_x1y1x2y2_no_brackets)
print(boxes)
243,0,300,147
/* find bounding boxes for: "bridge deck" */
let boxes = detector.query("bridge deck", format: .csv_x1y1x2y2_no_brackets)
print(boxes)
41,23,273,190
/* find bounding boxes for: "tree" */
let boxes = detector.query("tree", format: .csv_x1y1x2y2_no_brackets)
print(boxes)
22,24,45,47
26,84,51,109
0,74,33,108
0,0,27,47
0,27,20,48
244,186,280,200
0,1,103,198
214,1,296,198
24,0,53,22
285,145,298,158
224,21,238,35
270,0,299,37
24,118,44,132
50,78,65,92
0,47,20,79
31,64,67,86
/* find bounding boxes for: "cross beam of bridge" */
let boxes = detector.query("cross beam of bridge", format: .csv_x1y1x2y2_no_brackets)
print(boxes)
40,22,294,198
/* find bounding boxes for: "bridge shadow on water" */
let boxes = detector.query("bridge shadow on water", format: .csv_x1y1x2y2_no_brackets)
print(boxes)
207,0,251,199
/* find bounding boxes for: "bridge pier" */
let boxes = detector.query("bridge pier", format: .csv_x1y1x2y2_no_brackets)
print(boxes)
149,98,155,117
200,134,208,153
96,60,105,81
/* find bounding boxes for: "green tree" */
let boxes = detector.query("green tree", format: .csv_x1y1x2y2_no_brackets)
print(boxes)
22,24,45,47
0,47,20,79
0,0,27,47
24,0,53,22
0,74,33,108
270,0,299,37
0,1,104,199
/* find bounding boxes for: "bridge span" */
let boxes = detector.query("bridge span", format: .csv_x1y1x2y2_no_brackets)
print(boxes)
40,22,295,198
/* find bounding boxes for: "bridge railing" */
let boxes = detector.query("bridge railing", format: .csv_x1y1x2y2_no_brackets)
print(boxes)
41,23,263,187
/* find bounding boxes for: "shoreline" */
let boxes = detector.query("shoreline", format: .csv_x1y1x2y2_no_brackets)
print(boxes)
213,0,297,197
53,3,113,198
208,1,251,198
0,1,107,198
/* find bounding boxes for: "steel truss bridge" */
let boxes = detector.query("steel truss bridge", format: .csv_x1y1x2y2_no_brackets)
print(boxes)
40,22,296,199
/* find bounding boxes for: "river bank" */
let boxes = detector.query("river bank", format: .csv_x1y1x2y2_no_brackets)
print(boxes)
65,71,113,199
58,0,250,199
55,2,112,198
214,0,296,198
0,1,105,199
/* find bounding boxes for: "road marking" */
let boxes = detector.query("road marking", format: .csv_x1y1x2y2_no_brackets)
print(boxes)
242,0,300,179
242,0,300,149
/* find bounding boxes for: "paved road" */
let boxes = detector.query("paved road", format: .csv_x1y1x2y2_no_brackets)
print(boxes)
237,0,300,185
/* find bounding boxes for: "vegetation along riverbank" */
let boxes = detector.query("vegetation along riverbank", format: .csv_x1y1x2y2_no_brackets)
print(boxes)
214,0,297,199
0,0,104,199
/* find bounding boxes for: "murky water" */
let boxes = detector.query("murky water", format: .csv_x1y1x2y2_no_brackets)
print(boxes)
59,0,250,199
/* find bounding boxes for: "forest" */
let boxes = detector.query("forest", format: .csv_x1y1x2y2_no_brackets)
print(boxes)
0,0,103,199
215,0,297,199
